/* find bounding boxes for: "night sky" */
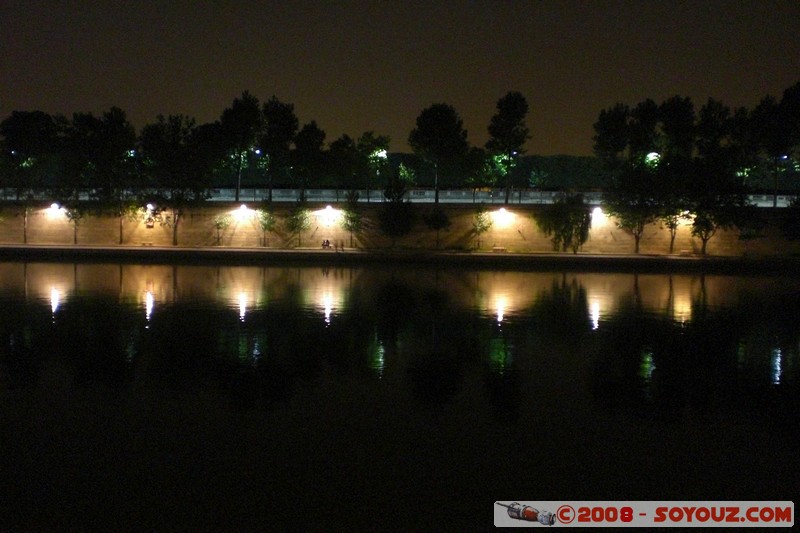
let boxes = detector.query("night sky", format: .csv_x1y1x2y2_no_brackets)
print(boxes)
2,0,798,156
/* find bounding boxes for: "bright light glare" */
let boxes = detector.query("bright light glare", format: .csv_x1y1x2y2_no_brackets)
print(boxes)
50,287,60,314
145,291,154,321
316,205,342,227
496,296,506,323
491,208,515,228
239,292,247,321
672,294,692,323
374,149,387,159
233,204,252,221
590,300,600,330
645,152,661,166
47,203,62,217
591,207,607,227
322,292,333,324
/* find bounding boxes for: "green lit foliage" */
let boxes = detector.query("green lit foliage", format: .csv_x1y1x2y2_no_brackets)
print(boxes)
62,202,87,245
463,146,493,196
254,206,277,246
357,131,391,190
213,213,232,245
285,202,311,247
398,162,416,186
533,194,592,253
486,91,530,203
472,205,492,249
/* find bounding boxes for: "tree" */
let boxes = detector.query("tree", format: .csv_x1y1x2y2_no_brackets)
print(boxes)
94,107,137,202
533,194,592,253
356,131,390,200
628,99,660,159
409,104,469,204
486,91,530,203
254,205,277,247
423,205,451,249
260,96,299,199
690,98,751,254
116,196,141,245
463,147,493,201
61,201,87,245
378,165,414,245
328,134,359,197
220,91,263,202
56,108,137,203
658,96,695,159
340,190,362,247
0,110,60,200
602,164,659,253
655,97,695,253
595,100,661,253
472,204,493,249
592,103,630,171
140,116,222,246
285,201,311,247
213,213,232,245
292,121,326,195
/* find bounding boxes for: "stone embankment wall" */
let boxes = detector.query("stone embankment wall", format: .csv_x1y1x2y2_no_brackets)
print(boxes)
1,203,799,257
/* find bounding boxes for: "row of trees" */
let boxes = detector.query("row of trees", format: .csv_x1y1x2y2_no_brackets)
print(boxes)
594,82,800,253
0,91,532,206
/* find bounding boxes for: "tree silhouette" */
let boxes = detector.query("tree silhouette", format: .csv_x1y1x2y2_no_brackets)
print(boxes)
409,104,468,204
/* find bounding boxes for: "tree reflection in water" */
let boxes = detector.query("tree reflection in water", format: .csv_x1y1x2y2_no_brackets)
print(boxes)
1,263,799,528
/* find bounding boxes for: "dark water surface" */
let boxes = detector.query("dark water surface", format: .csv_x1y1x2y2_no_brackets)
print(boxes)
1,262,799,529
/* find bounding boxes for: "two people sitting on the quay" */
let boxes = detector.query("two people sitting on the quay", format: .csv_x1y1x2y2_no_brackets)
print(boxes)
322,239,345,251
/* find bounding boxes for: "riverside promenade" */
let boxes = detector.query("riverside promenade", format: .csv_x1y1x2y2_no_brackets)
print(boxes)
2,243,800,275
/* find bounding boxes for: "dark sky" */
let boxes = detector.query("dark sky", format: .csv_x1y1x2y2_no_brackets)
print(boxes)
2,0,798,156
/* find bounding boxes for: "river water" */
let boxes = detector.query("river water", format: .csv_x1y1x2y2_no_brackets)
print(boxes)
1,262,798,528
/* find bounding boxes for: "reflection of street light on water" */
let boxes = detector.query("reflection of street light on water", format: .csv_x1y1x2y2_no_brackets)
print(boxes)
145,291,154,323
239,292,248,321
50,287,60,314
590,300,600,330
322,291,333,325
496,296,507,323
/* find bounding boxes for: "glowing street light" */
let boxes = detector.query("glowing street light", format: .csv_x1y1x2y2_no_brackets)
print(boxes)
316,205,341,227
491,207,515,228
233,204,252,222
645,152,661,167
